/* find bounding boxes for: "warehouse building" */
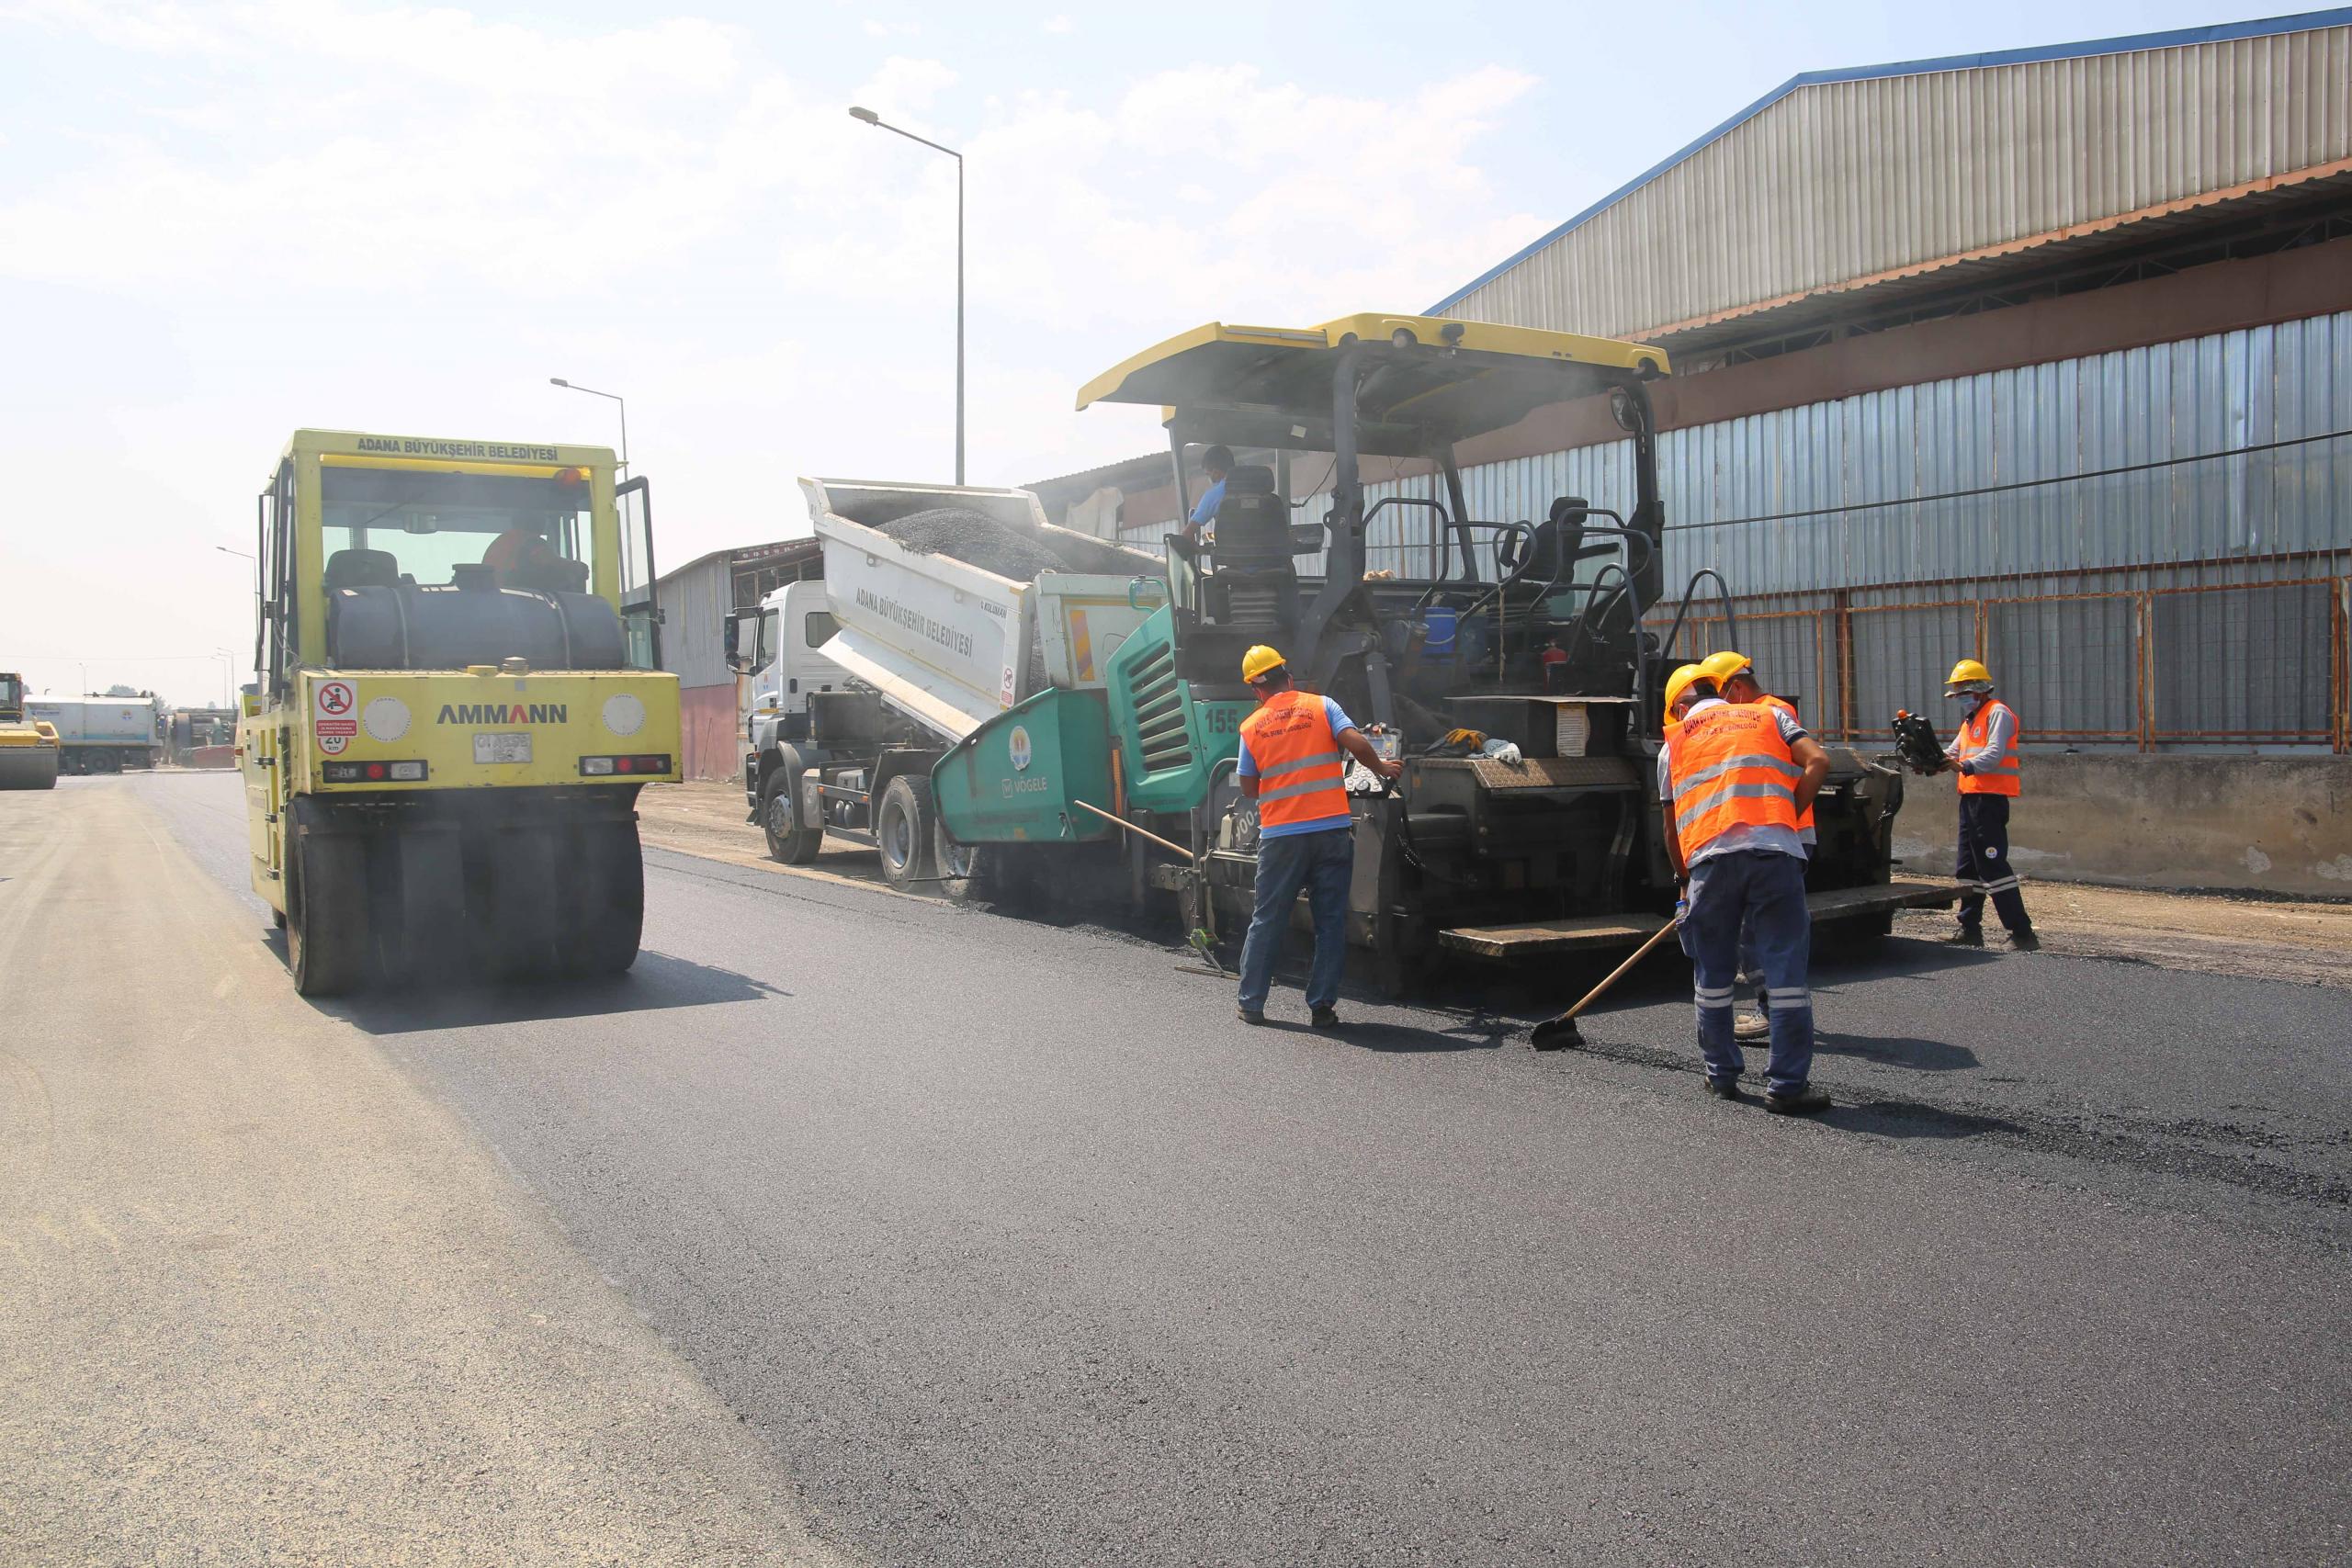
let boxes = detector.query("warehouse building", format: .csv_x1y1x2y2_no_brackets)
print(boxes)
1034,9,2352,892
655,537,824,780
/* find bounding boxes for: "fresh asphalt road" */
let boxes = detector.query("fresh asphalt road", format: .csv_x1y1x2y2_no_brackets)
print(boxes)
32,774,2352,1563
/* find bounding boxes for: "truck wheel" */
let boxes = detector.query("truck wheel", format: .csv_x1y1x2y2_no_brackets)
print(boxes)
933,818,981,901
876,773,939,890
287,822,368,997
761,744,823,864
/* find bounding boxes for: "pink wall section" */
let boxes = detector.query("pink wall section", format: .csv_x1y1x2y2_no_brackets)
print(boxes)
679,682,744,783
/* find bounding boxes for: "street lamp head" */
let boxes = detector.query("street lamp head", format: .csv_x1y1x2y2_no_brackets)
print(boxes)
848,105,880,124
549,377,571,387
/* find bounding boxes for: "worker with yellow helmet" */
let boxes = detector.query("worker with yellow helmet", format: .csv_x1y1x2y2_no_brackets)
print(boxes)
1938,658,2037,950
1656,654,1833,1111
1231,644,1402,1028
1698,650,1815,1041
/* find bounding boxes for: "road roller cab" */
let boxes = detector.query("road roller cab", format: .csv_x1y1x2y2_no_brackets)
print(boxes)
239,429,682,995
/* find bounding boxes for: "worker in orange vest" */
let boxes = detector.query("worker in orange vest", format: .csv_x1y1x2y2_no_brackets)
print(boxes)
1659,662,1833,1111
1939,659,2038,951
1700,650,1815,1041
1234,645,1402,1028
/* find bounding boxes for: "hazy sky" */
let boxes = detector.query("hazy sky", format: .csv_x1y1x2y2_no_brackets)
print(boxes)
1,0,2301,704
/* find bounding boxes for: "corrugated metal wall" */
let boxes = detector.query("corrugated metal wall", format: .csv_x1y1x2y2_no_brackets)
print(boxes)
658,554,740,691
1442,23,2352,338
1396,310,2352,593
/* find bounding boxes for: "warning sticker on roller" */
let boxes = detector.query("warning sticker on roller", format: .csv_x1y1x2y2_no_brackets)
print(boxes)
318,732,350,755
316,718,357,738
314,680,356,720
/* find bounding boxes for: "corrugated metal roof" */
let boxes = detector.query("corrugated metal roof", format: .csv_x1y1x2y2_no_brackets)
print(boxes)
1432,10,2352,340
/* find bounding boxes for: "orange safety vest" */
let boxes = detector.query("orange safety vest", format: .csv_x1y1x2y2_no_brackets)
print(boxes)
1668,702,1801,859
1955,699,2022,796
1241,689,1350,830
1760,694,1814,832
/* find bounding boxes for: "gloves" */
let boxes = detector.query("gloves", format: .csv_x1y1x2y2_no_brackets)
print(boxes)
1476,739,1524,765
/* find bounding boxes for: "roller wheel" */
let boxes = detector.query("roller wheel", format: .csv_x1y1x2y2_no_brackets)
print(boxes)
569,821,645,976
933,817,981,902
286,818,368,997
875,773,938,890
761,745,823,864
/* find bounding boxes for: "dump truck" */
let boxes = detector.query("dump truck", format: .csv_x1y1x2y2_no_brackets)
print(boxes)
238,429,681,995
28,694,164,773
729,481,1163,886
0,672,62,790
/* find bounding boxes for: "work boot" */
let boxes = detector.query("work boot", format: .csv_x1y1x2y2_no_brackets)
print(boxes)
1732,1011,1770,1041
1703,1076,1745,1101
1310,1005,1340,1031
2008,929,2041,953
1764,1086,1833,1115
1945,926,1984,948
1237,1005,1265,1026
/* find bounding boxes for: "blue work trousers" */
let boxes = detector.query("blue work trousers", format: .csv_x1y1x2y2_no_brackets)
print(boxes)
1238,825,1353,1014
1739,845,1811,1016
1685,850,1815,1093
1955,794,2031,935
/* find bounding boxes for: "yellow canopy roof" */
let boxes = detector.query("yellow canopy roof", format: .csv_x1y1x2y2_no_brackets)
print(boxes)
1076,312,1668,449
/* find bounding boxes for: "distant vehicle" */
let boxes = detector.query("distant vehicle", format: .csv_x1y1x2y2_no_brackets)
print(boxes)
26,694,164,774
165,706,240,767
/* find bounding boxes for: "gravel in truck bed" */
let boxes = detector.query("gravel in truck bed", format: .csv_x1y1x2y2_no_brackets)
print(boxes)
875,507,1076,582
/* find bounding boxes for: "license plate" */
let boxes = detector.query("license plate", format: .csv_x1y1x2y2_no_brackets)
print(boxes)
473,732,532,765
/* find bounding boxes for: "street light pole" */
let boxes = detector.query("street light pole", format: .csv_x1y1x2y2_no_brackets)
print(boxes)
849,105,964,485
548,378,629,476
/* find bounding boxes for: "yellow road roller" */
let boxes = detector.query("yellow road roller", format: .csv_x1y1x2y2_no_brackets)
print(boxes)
0,671,62,790
238,430,681,995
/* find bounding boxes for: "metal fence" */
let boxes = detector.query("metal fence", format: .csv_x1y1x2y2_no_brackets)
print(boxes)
1647,554,2352,753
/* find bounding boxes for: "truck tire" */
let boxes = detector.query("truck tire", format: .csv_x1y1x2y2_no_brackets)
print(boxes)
875,773,938,890
761,744,823,864
287,819,368,997
933,817,981,901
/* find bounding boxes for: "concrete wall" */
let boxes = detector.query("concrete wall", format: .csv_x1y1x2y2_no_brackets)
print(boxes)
1889,755,2352,899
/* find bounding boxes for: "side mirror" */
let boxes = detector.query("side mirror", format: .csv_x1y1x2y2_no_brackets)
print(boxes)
723,610,755,674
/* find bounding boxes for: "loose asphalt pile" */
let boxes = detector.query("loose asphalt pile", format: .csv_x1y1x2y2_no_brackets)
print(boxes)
876,508,1076,582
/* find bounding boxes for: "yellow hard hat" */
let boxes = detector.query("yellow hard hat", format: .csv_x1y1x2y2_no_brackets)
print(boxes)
1663,662,1706,720
1240,645,1287,683
1945,658,1993,694
1699,649,1753,686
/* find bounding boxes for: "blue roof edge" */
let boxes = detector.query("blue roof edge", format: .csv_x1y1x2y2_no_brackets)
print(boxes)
1425,7,2352,319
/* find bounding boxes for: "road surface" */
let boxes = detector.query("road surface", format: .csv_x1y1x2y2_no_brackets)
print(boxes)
6,774,2347,1565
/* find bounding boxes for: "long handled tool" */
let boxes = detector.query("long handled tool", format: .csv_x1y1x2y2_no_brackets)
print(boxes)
1529,918,1683,1050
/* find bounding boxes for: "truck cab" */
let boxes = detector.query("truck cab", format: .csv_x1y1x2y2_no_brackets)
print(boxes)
727,577,845,758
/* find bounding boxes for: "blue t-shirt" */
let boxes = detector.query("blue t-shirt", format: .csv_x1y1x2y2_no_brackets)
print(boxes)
1237,695,1356,839
1189,476,1227,526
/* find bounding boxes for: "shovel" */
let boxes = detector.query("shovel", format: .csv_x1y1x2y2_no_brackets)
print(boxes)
1529,918,1683,1050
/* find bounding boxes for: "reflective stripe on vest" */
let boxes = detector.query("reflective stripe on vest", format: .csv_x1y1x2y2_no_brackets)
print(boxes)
1761,694,1814,831
1668,703,1800,857
1241,689,1349,829
1957,700,2021,796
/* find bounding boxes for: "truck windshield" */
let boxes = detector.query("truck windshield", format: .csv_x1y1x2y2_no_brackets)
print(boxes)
319,467,598,595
